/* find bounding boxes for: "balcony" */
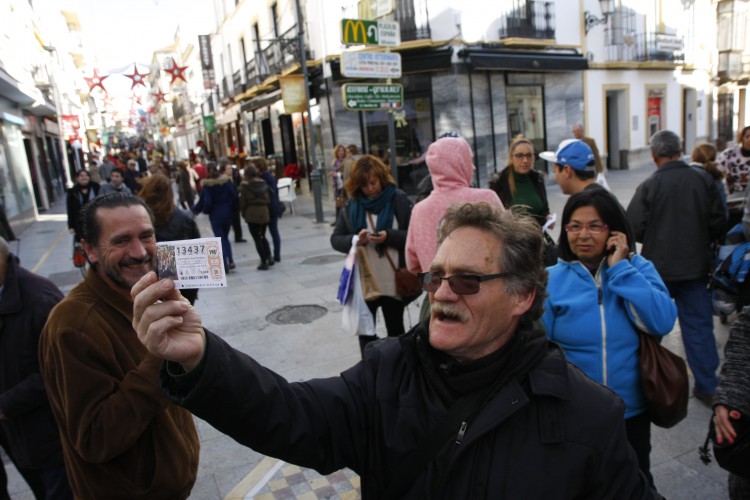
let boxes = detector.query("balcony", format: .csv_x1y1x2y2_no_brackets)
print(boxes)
232,70,244,95
602,32,684,64
498,0,555,40
245,58,262,88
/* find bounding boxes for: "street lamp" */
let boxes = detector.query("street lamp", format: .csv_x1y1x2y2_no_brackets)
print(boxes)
43,45,74,189
584,0,614,34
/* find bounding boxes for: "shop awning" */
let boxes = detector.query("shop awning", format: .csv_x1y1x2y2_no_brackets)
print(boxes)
458,49,589,71
240,89,282,113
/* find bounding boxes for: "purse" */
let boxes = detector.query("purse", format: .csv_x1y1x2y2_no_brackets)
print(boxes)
383,250,422,304
638,330,689,428
699,410,750,479
73,242,87,268
356,247,382,301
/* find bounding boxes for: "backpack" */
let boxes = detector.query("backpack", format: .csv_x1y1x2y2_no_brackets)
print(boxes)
709,224,750,316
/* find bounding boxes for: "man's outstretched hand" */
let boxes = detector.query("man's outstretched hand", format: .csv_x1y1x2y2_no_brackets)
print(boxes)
132,272,206,372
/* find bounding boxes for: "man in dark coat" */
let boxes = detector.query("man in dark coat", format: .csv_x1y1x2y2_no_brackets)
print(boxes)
133,202,658,499
627,130,727,406
0,238,72,499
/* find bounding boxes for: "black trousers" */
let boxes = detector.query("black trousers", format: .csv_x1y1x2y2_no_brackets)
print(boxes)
358,295,405,355
247,223,271,263
625,411,654,489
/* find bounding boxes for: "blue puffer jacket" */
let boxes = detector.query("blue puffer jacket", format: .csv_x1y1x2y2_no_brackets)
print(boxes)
542,255,677,418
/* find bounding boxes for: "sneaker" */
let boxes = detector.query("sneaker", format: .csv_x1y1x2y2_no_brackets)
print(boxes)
257,262,269,271
693,388,714,407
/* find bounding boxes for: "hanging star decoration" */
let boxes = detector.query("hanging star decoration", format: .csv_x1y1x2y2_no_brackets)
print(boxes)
164,63,188,84
84,69,108,93
152,89,167,104
124,64,149,89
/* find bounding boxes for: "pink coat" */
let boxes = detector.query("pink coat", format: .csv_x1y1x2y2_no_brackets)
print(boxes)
405,137,504,273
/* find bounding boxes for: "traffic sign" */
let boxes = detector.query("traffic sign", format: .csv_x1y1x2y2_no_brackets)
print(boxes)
340,19,400,46
341,51,402,78
342,84,403,110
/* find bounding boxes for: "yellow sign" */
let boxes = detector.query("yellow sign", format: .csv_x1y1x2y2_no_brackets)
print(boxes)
279,75,307,114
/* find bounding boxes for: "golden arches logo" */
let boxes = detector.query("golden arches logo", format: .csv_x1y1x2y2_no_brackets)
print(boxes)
342,19,369,44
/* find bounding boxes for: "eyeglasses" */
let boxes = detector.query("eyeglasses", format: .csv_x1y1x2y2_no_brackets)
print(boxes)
513,153,534,160
417,272,514,295
564,222,609,234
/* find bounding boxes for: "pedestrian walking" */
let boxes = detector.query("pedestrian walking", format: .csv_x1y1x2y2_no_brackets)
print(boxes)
253,158,283,263
195,162,238,271
66,170,100,243
239,165,273,270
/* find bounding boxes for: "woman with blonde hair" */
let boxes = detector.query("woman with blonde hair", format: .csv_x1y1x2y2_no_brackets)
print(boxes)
491,135,550,226
330,154,413,355
138,173,201,304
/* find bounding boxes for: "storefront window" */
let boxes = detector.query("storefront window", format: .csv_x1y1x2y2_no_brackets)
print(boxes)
362,74,433,193
0,122,35,220
506,83,546,172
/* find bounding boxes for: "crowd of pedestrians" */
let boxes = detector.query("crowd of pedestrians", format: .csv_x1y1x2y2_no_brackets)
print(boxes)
5,125,750,498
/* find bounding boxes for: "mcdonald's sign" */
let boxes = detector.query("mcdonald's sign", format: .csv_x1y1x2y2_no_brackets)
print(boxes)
341,18,378,45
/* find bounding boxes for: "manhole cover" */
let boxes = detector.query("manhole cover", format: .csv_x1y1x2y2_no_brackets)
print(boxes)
302,254,342,265
266,305,327,325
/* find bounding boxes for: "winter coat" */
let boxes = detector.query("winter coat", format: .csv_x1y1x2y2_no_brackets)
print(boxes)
492,167,550,226
260,171,283,217
715,306,750,418
239,179,270,224
543,255,677,418
194,175,238,226
66,182,100,237
627,160,726,281
405,153,503,274
161,324,656,499
0,255,66,469
330,189,412,268
39,268,200,499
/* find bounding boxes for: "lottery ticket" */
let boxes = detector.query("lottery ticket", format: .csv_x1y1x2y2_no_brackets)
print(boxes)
156,237,227,289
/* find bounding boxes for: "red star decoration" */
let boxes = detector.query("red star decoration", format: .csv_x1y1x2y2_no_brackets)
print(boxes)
164,64,188,84
84,69,108,93
152,89,167,103
124,64,149,89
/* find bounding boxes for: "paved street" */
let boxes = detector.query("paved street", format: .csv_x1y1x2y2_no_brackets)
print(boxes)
5,164,733,499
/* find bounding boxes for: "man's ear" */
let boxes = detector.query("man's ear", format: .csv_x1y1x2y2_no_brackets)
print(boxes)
511,289,535,318
80,240,97,265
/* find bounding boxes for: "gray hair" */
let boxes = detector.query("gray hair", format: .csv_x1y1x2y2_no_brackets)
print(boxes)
437,202,548,323
650,130,682,159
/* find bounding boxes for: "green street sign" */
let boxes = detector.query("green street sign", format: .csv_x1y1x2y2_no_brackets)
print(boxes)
341,18,378,45
342,84,403,110
203,114,216,133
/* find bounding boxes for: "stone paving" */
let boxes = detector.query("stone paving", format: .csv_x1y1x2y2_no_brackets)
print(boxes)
4,166,733,499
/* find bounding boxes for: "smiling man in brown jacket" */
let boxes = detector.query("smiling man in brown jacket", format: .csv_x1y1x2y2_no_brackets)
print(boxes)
40,193,199,499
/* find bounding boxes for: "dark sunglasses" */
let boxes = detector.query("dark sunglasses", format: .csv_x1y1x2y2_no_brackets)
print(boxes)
417,272,514,295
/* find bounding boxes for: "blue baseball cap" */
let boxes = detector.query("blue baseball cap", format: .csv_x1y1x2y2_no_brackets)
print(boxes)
539,139,595,171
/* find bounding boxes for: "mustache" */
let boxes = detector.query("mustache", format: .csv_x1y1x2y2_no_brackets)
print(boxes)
430,302,469,323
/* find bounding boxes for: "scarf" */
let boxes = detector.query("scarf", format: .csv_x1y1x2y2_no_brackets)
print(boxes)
348,184,396,233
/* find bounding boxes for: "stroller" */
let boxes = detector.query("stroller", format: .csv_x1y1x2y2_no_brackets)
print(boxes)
709,223,750,323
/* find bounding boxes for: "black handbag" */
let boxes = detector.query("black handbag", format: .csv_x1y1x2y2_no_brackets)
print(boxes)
542,231,558,266
700,410,750,479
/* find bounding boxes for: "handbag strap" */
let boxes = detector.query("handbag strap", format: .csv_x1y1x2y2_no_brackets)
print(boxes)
367,212,399,272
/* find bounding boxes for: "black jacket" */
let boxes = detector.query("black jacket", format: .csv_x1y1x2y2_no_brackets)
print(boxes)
162,324,656,499
0,255,66,469
330,189,412,268
492,167,550,226
66,182,100,237
627,160,726,281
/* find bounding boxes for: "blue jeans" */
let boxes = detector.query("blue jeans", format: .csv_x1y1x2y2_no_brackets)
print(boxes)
210,219,234,269
666,278,719,395
268,214,281,261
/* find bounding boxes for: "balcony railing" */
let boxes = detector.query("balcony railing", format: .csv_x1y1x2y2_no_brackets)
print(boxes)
221,77,230,101
255,26,309,81
603,32,684,64
498,0,555,40
245,58,262,88
232,70,244,95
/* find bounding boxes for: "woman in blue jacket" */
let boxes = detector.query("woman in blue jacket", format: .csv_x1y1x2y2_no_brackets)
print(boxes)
194,162,238,271
542,188,677,488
